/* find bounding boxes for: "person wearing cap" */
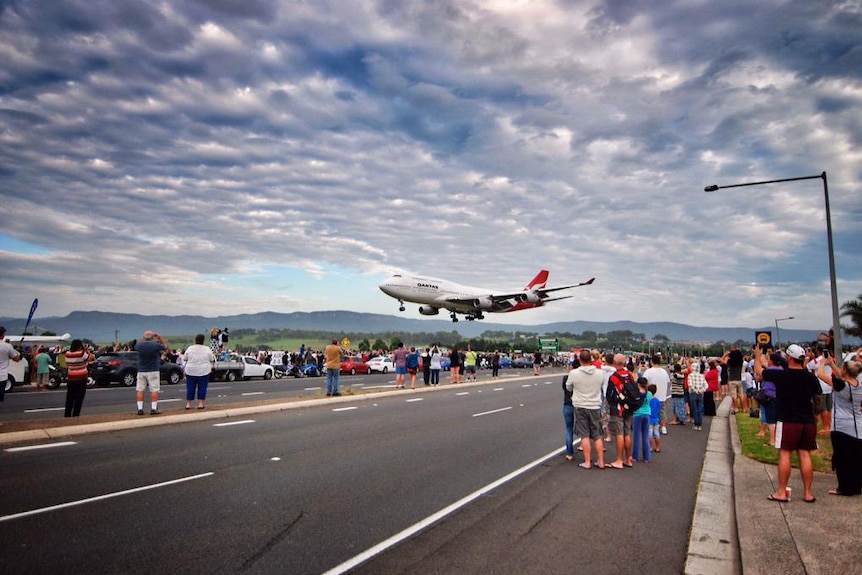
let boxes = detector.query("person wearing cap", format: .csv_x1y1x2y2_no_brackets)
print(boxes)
755,343,822,503
134,330,170,415
0,326,22,402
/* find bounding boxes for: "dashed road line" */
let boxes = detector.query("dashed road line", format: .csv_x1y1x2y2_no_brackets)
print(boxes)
472,406,513,418
5,441,78,452
0,472,214,523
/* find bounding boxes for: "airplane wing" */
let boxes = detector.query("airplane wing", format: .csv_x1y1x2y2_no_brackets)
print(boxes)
441,277,595,309
488,277,596,303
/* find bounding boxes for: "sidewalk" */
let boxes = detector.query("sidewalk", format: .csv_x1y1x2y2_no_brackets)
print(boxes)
687,397,862,575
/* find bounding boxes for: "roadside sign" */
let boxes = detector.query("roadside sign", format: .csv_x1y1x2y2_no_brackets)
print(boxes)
755,331,772,351
539,338,559,353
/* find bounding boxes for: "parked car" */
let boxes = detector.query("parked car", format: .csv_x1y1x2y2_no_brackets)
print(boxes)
211,354,274,381
89,352,183,387
365,356,394,374
341,355,370,375
512,356,533,368
499,355,512,369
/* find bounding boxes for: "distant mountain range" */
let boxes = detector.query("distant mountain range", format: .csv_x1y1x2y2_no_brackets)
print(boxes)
0,310,839,347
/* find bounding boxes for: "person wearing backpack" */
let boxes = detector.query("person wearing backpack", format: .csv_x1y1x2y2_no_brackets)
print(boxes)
606,353,638,469
406,346,420,389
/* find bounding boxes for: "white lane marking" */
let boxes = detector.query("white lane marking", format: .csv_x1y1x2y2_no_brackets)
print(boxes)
493,387,504,391
159,398,182,403
304,387,321,391
521,384,532,388
472,407,513,418
213,420,255,427
241,392,265,396
361,385,398,390
0,472,214,524
24,407,65,413
455,392,470,396
322,447,566,575
405,398,423,403
5,441,77,453
333,406,358,412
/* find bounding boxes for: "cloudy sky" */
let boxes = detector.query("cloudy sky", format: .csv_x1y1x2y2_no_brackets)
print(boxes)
1,0,861,332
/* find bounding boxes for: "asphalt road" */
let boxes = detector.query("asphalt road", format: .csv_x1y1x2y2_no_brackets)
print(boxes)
0,373,708,574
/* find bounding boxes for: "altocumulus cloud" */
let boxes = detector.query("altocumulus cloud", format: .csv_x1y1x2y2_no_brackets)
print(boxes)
1,0,860,330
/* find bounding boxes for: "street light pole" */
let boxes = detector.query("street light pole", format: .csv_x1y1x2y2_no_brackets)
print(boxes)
774,316,795,350
704,172,843,366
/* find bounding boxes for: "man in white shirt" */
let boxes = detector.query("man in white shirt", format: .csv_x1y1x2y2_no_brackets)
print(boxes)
0,326,23,402
643,355,671,434
567,349,606,469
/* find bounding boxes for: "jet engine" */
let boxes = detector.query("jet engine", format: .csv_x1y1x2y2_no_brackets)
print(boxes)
515,291,541,304
418,306,440,316
472,296,495,310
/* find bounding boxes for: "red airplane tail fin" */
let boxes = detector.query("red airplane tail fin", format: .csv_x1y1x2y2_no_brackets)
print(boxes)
524,270,549,290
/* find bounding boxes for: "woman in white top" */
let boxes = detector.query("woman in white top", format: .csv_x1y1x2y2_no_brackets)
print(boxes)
429,346,442,386
183,333,216,410
819,357,862,496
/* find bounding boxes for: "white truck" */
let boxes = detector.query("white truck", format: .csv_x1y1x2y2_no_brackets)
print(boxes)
3,333,73,393
211,354,274,381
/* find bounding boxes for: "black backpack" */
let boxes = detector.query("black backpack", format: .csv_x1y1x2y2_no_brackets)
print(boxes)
623,379,644,412
610,372,643,412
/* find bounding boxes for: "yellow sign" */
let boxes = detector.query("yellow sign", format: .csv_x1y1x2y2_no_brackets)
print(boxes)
342,338,350,348
755,331,772,350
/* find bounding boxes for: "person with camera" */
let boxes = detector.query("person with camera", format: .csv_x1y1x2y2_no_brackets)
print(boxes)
64,339,94,417
809,346,834,435
135,330,170,415
818,355,862,496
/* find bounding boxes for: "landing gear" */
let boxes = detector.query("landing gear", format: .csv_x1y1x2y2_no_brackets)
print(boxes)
398,299,405,312
450,311,459,322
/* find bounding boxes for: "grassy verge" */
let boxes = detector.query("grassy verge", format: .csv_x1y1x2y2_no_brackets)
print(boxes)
734,411,833,474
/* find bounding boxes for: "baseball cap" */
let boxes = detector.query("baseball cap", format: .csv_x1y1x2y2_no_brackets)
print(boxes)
785,344,806,360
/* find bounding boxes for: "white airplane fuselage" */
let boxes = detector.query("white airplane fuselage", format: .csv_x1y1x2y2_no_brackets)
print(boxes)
379,274,516,315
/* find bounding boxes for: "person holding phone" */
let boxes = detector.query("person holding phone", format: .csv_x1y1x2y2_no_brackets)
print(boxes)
64,339,94,417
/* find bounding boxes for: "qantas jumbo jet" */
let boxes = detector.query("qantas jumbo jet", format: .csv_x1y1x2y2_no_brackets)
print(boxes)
379,270,595,322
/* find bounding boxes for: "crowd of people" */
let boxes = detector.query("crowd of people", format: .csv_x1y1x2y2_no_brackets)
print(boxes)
561,341,862,502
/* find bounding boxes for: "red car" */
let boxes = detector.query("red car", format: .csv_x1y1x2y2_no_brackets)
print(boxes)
340,355,371,375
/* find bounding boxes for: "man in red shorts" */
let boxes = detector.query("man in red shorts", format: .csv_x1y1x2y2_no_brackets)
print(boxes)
755,343,822,503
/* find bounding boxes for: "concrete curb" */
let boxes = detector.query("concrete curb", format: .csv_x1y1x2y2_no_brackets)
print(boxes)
684,397,741,575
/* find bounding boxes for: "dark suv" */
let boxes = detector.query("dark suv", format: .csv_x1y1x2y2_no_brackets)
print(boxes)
89,352,183,387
